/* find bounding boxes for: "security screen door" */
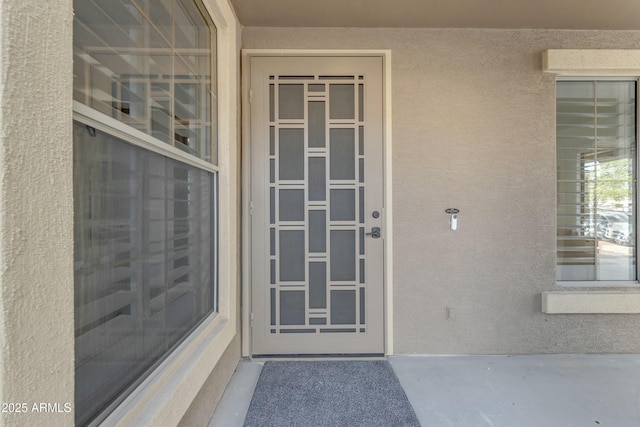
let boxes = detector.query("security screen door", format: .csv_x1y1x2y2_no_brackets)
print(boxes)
250,55,385,356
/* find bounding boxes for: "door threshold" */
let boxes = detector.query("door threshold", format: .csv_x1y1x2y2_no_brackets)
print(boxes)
252,353,385,361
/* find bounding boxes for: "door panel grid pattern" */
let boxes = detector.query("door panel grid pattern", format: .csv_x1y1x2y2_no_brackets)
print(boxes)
268,75,367,335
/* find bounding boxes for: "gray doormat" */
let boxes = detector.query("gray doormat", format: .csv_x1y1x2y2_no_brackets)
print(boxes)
243,360,421,427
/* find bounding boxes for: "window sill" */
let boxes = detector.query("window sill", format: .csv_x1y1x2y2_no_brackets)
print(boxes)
99,312,235,427
542,290,640,314
556,281,639,288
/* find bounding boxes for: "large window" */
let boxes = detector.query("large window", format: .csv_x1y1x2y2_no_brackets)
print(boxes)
557,80,637,282
73,0,217,425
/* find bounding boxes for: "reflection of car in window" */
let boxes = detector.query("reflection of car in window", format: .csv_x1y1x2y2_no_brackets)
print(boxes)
600,212,634,246
581,212,634,246
588,213,616,238
597,214,610,237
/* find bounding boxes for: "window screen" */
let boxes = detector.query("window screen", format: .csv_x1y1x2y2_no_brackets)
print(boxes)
74,122,217,426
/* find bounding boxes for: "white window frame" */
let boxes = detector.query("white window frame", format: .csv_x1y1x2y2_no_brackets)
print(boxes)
73,102,218,174
544,49,640,314
72,0,239,425
73,104,220,426
555,76,640,288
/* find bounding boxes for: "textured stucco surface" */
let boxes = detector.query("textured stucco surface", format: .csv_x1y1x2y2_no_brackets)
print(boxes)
243,28,640,354
232,0,640,30
0,0,74,425
178,334,241,427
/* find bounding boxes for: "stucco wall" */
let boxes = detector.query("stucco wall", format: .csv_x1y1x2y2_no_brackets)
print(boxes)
178,334,241,427
1,0,242,426
0,0,74,426
243,28,640,354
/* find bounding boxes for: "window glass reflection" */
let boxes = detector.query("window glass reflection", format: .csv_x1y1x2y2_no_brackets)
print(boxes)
73,122,216,426
73,0,216,163
557,81,636,281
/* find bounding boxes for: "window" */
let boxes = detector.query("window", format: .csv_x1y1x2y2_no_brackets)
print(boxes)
72,0,217,425
73,0,216,162
557,80,637,282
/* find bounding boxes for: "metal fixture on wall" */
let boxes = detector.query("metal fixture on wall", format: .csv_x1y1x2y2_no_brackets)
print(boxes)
445,208,460,231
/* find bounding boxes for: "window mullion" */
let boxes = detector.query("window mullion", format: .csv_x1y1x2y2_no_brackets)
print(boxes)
636,79,640,282
594,81,599,280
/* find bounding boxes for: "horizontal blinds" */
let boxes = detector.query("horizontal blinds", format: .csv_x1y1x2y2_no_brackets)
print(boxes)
73,0,217,163
556,80,636,281
73,122,216,425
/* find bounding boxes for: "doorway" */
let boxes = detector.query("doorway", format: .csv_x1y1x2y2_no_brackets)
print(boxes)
245,53,388,357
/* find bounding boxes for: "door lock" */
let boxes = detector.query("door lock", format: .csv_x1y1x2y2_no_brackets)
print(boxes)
366,227,381,239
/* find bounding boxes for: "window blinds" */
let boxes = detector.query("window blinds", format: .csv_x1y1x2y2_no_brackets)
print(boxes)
73,122,216,425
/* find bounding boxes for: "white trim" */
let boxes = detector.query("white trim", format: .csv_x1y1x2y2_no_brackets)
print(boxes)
73,102,218,173
242,49,391,58
240,49,393,357
556,76,639,81
99,314,234,427
544,49,640,76
383,51,394,356
241,52,253,357
557,281,639,288
542,291,640,314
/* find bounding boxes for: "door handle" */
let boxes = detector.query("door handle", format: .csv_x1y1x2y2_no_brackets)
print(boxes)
366,227,381,239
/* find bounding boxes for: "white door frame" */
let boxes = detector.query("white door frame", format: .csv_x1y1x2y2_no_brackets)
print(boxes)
241,49,393,357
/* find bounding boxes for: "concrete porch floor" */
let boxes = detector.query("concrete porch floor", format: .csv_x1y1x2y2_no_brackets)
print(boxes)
208,355,640,427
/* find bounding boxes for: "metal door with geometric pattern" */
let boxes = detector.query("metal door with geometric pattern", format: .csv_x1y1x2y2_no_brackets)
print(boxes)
249,55,384,356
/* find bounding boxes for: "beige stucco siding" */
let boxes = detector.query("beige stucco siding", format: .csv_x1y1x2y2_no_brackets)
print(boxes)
0,0,242,425
243,28,640,354
178,335,241,427
0,0,74,426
